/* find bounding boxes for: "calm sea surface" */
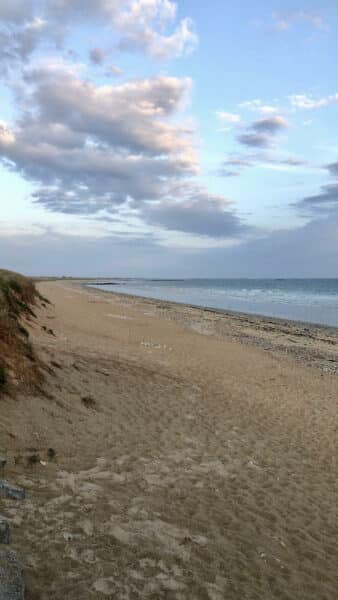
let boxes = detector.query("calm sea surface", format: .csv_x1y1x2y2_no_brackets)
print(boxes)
89,279,338,328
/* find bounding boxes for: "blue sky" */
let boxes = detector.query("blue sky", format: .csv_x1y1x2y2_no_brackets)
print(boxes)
0,0,337,276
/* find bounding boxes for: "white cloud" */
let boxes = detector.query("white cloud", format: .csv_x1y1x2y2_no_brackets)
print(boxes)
216,111,241,123
258,105,279,115
219,152,309,177
240,92,338,116
0,62,250,240
0,69,197,193
289,93,338,110
272,11,328,32
0,0,198,73
239,99,279,115
24,66,195,157
0,15,56,74
0,1,253,243
114,1,197,59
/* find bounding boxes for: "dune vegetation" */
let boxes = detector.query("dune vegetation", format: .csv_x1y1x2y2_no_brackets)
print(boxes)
0,269,47,391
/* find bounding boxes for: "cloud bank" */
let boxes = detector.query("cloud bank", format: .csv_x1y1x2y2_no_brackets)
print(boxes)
1,1,337,277
0,0,198,69
0,2,251,242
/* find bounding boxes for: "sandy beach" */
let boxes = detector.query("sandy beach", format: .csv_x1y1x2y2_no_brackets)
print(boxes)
1,280,337,600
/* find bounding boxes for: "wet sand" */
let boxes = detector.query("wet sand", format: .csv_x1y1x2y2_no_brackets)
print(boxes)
1,280,337,599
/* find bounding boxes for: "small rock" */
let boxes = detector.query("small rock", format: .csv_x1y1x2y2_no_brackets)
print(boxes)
0,548,24,599
0,457,6,470
0,519,10,544
0,481,26,500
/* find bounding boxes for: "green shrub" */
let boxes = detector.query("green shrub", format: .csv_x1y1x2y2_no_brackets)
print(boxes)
0,270,41,390
8,279,22,294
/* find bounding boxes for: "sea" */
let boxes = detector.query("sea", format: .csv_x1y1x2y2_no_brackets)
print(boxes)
89,278,338,328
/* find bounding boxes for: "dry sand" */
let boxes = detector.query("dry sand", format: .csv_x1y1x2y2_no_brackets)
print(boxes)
0,280,337,599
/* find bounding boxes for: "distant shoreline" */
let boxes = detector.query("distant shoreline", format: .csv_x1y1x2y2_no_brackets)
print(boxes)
81,281,338,375
85,281,338,334
32,275,338,333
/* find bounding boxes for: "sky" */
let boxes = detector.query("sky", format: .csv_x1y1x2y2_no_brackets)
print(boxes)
0,0,338,277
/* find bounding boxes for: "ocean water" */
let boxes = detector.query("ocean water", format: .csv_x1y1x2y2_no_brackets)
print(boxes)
89,279,338,328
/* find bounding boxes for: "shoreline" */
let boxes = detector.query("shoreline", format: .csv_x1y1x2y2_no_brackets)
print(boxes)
83,282,338,375
35,276,338,331
86,281,338,332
